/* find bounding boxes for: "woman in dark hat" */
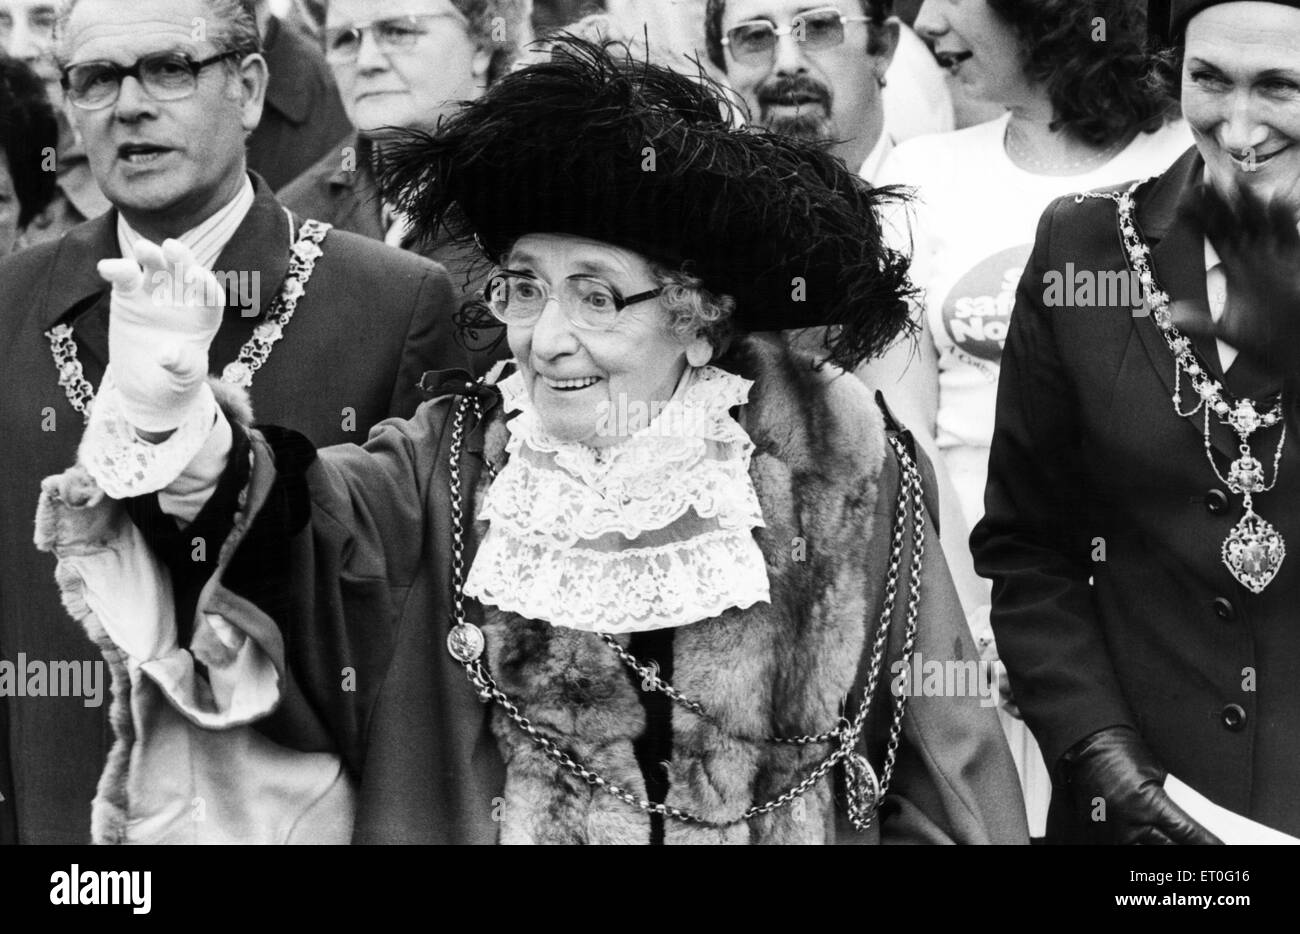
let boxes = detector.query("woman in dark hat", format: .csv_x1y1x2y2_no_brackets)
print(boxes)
972,0,1300,844
36,39,1025,844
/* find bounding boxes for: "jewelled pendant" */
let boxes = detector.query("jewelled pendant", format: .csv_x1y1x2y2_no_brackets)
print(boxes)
843,751,881,831
1222,510,1286,594
447,623,486,663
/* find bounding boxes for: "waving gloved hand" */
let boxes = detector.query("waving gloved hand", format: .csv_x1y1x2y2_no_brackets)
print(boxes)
1173,182,1300,382
1063,726,1223,845
97,238,225,434
79,238,228,500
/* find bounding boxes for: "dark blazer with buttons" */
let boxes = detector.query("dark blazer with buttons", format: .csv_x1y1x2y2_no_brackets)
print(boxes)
0,172,468,843
971,146,1300,841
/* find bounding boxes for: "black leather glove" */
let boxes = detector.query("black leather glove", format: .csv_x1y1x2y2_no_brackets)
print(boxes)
1062,726,1223,845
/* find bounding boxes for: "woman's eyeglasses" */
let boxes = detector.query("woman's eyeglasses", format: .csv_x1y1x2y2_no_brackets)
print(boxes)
485,271,663,331
722,6,871,64
325,12,467,64
60,50,241,110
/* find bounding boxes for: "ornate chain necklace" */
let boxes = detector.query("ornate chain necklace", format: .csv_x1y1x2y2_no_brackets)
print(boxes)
44,219,331,420
442,385,926,832
1082,182,1287,593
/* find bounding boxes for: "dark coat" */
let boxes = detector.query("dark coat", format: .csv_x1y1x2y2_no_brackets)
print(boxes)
277,132,386,246
41,335,1029,844
0,173,468,843
972,146,1300,840
245,16,354,192
279,133,506,372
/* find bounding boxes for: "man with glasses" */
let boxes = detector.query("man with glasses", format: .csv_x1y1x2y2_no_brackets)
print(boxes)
705,1,900,179
0,0,469,844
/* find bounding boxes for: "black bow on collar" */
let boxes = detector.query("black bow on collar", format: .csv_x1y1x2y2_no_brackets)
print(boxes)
418,368,506,408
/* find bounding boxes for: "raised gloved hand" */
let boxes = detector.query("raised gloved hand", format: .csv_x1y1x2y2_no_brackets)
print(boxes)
1062,726,1222,845
1174,182,1300,382
97,238,224,434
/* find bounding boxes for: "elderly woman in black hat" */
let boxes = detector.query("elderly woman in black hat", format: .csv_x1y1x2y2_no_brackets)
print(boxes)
972,0,1300,845
36,40,1025,845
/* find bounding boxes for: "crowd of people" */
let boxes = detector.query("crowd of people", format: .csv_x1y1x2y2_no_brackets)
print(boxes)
0,0,1296,845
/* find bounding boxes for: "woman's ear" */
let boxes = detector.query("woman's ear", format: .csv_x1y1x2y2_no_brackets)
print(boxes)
685,336,713,368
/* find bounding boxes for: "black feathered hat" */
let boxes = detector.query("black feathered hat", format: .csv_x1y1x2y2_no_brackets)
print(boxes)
375,37,915,371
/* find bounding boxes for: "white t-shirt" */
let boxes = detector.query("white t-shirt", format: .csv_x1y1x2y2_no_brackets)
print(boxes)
875,113,1193,527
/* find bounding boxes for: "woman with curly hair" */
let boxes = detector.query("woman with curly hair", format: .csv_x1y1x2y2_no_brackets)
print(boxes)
858,0,1191,837
34,39,1026,844
0,52,57,253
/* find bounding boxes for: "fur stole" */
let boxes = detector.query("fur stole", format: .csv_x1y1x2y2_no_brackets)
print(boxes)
472,334,890,844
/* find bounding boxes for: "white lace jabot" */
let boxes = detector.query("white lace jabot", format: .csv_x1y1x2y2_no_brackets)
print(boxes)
464,365,771,633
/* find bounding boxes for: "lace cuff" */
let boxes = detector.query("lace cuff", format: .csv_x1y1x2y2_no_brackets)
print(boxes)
80,369,220,500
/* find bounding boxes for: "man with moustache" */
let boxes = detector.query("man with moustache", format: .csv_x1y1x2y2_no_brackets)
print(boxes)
973,0,1300,842
705,0,901,180
0,0,466,843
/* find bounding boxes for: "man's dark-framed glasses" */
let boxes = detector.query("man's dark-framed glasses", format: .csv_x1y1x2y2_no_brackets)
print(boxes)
485,271,664,331
721,6,871,63
61,50,241,110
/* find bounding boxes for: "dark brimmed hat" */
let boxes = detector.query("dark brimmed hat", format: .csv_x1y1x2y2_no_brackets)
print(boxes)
375,37,915,371
1167,0,1300,39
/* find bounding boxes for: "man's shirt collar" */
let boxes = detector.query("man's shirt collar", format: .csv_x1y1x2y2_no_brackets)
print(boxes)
116,176,256,270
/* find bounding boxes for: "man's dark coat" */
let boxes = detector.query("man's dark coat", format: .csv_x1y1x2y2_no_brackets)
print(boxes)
0,173,466,842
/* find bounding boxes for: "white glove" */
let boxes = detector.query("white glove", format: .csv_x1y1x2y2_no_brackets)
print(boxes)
97,238,224,433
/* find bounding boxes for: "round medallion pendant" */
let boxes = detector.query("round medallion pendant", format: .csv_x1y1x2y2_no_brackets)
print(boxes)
447,623,486,663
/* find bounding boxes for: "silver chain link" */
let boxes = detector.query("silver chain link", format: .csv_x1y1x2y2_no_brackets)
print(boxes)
43,220,331,417
446,390,925,831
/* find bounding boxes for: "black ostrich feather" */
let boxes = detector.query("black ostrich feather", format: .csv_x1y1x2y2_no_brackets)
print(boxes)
374,36,917,371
